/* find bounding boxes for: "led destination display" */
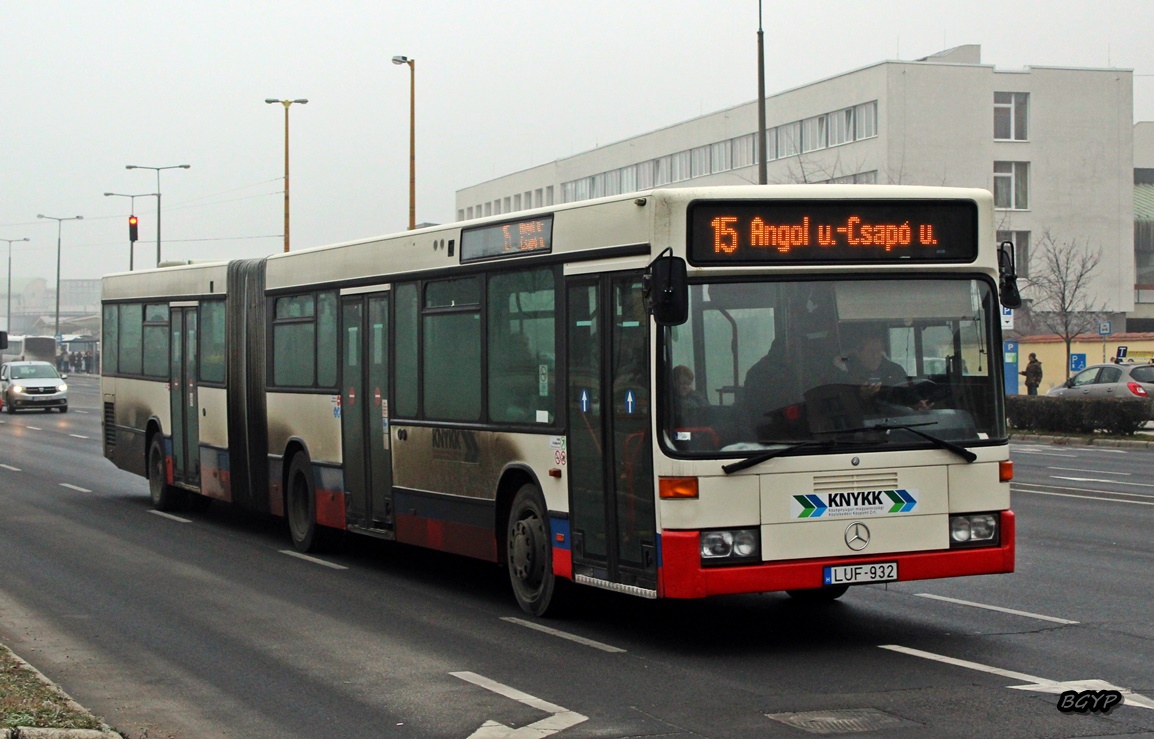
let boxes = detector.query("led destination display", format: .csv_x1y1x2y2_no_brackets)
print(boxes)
460,215,553,262
688,199,977,265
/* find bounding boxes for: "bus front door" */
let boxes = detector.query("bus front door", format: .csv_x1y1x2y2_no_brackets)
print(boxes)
566,274,657,594
169,306,200,487
341,292,394,531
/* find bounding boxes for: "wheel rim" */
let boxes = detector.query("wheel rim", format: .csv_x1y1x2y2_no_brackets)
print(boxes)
509,511,546,592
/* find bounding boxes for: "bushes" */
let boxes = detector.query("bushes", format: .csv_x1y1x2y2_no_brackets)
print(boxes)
1006,395,1154,435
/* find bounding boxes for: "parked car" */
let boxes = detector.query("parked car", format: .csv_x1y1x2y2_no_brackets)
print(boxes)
1046,361,1154,399
0,361,68,413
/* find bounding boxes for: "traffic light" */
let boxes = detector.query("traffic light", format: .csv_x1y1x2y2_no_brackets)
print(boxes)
128,215,139,242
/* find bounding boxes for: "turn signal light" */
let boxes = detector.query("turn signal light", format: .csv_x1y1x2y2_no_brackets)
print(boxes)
659,477,698,499
999,460,1014,482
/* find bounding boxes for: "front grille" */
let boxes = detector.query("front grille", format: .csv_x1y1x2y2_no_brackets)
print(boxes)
812,471,900,494
25,386,57,395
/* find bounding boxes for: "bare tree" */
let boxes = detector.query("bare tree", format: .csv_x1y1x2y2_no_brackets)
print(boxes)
1022,229,1104,380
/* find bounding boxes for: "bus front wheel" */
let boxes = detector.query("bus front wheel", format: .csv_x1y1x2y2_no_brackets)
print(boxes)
507,484,562,617
148,436,186,511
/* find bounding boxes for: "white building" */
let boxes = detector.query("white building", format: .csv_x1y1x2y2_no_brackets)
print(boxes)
456,45,1138,323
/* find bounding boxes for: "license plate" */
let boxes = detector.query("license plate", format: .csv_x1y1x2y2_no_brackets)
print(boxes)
824,561,898,585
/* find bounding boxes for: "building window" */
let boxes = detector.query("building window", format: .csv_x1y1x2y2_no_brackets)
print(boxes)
484,202,492,217
654,155,672,186
546,186,554,205
801,115,826,153
827,108,853,147
636,160,655,189
854,170,878,184
997,230,1031,277
732,133,757,168
854,101,877,140
513,194,521,211
710,140,732,173
671,150,692,182
534,189,543,208
994,92,1029,141
994,161,1029,209
690,145,711,178
777,122,800,158
620,165,637,193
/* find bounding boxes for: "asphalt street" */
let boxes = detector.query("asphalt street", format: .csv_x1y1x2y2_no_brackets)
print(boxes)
0,376,1151,738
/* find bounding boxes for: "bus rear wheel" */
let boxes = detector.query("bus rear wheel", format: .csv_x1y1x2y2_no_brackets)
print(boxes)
286,454,333,553
507,484,562,617
148,436,186,512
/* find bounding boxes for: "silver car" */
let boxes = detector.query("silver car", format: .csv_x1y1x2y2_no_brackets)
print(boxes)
1046,361,1154,399
0,361,68,413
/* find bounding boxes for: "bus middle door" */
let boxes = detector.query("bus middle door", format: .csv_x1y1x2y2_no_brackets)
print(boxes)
341,291,394,532
168,305,200,487
566,273,657,594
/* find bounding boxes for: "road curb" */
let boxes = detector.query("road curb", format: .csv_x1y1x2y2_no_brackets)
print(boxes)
1,650,123,739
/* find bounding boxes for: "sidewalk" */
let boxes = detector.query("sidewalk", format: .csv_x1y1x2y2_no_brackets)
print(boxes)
0,643,122,739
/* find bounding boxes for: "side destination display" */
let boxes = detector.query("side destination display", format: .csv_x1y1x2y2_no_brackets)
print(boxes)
461,215,553,262
688,199,978,265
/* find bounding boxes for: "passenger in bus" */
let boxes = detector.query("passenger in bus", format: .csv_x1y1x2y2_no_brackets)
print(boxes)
671,364,709,426
739,337,805,440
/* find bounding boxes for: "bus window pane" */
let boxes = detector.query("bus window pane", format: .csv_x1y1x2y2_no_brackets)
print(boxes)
102,304,119,374
273,323,315,386
317,291,338,387
394,283,419,417
143,325,169,377
488,268,556,423
426,277,479,308
423,312,480,420
119,304,143,375
199,300,225,383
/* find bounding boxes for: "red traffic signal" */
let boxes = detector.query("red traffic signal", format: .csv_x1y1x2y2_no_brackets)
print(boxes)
128,215,139,242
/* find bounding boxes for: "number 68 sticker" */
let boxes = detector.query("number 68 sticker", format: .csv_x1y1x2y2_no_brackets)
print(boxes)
554,449,567,465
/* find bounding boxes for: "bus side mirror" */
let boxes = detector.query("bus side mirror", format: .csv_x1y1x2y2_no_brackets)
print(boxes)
644,249,688,325
998,241,1022,309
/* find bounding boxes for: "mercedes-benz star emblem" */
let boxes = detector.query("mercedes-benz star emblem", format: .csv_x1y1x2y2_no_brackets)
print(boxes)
844,522,870,551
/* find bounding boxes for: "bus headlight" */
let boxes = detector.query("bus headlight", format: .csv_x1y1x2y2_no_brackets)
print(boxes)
949,513,999,547
700,528,760,564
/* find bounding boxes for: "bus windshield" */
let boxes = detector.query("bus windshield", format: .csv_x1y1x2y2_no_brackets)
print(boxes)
662,277,1004,456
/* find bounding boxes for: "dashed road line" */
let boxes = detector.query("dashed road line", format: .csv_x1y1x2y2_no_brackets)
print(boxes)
59,483,91,493
69,434,89,439
149,510,192,523
279,550,348,570
1014,486,1154,507
0,464,21,472
502,617,627,653
914,593,1078,624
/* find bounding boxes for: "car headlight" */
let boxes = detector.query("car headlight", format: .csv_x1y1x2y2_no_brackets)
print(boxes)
57,383,67,392
700,528,760,564
11,385,24,394
949,513,999,547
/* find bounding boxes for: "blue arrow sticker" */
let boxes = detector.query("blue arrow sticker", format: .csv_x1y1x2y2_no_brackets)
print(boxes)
625,389,636,414
579,389,590,413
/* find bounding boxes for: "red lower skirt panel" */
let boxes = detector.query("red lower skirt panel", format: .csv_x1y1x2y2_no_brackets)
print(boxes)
659,510,1015,599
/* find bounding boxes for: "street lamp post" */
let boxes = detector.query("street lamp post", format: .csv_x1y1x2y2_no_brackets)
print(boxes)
0,237,29,334
125,163,190,266
265,98,309,252
392,55,416,230
36,214,83,341
104,192,158,270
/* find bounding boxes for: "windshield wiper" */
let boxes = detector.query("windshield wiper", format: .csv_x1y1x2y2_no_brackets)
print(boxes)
814,422,977,463
722,440,841,475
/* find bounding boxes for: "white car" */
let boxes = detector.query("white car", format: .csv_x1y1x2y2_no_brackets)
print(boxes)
0,361,68,413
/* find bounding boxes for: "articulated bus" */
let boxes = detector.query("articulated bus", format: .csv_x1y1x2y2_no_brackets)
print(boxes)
101,185,1020,615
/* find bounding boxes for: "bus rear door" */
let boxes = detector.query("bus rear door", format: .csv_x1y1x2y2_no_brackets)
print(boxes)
169,306,200,487
566,273,657,594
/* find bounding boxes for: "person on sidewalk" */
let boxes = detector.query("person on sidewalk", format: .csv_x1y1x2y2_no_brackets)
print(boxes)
1021,353,1043,395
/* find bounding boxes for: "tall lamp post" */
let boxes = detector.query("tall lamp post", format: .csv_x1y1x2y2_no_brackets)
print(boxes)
0,237,29,334
36,214,83,341
392,55,416,230
265,98,308,252
756,0,767,185
125,163,190,266
104,192,158,270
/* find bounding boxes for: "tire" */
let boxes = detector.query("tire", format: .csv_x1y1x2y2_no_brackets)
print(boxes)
148,436,187,511
5,393,14,414
506,483,563,616
786,585,849,603
58,405,68,413
286,454,323,553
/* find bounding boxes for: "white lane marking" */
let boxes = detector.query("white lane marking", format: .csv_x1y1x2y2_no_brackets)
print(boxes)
451,671,588,738
914,593,1078,624
60,483,91,493
1052,476,1154,488
1011,450,1078,457
502,617,627,653
26,426,42,431
1014,488,1154,507
0,464,20,471
881,644,1154,710
149,510,192,523
1049,467,1131,476
69,434,89,439
279,550,349,570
